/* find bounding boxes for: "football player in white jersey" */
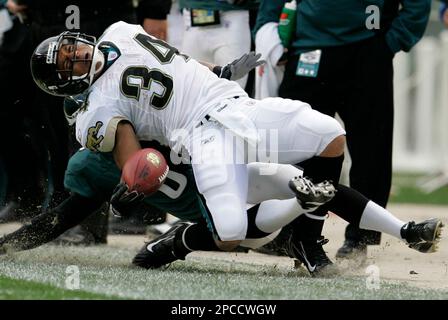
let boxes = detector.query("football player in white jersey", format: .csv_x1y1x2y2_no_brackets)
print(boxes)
30,22,444,275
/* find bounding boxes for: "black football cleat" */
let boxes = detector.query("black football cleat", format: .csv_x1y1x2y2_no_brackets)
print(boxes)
132,221,192,269
288,177,336,210
401,218,444,253
286,234,338,277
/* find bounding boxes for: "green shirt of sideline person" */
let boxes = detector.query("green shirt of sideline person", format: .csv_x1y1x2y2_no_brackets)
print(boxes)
254,0,431,54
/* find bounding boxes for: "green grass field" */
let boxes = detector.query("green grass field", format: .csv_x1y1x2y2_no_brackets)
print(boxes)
0,276,117,300
0,245,447,300
390,173,448,205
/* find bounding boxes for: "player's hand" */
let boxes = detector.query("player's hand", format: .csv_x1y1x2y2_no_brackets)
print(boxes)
143,18,168,41
444,10,448,28
110,183,145,218
221,52,266,81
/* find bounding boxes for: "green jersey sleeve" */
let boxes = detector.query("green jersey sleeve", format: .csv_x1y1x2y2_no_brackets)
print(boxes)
64,149,120,198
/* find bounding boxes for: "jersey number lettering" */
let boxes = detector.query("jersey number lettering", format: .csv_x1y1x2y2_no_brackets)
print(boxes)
121,66,173,110
134,33,189,64
158,170,188,199
120,33,189,110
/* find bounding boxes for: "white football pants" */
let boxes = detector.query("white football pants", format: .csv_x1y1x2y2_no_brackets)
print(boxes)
187,97,346,241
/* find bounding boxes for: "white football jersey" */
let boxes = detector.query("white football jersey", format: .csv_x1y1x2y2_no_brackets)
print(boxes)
76,21,247,153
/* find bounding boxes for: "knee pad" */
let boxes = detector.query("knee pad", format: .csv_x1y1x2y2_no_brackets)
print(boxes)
194,163,229,194
206,192,248,241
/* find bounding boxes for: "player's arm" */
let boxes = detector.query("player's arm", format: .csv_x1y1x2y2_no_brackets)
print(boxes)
76,110,146,215
384,0,431,54
113,122,142,169
0,193,104,254
203,52,265,81
109,122,145,217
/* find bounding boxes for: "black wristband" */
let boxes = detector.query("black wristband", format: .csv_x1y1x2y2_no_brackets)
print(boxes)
212,66,223,77
213,65,232,80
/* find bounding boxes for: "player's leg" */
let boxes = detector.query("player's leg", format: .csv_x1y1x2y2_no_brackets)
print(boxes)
133,164,444,270
132,162,333,270
246,163,335,234
249,176,444,257
132,220,216,269
332,185,443,253
133,187,336,271
131,133,250,270
189,122,249,248
239,97,345,274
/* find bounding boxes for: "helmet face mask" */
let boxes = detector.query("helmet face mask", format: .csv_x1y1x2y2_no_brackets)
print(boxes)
31,31,98,96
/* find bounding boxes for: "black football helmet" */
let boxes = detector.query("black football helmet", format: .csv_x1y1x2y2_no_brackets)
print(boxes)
30,31,99,96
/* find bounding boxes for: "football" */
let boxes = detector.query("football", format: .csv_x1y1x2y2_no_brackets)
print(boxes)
121,148,169,195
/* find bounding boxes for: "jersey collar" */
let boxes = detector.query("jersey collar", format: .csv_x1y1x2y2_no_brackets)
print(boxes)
97,41,121,74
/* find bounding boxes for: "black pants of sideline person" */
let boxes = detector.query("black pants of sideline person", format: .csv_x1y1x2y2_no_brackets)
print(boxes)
279,34,394,245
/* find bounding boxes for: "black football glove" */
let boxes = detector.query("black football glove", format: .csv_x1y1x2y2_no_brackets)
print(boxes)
218,52,265,81
142,207,166,225
110,183,145,218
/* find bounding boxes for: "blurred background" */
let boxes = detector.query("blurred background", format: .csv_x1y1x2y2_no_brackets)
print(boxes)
386,2,448,204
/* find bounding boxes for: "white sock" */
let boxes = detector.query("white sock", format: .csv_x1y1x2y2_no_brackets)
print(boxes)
359,201,405,240
255,198,308,234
